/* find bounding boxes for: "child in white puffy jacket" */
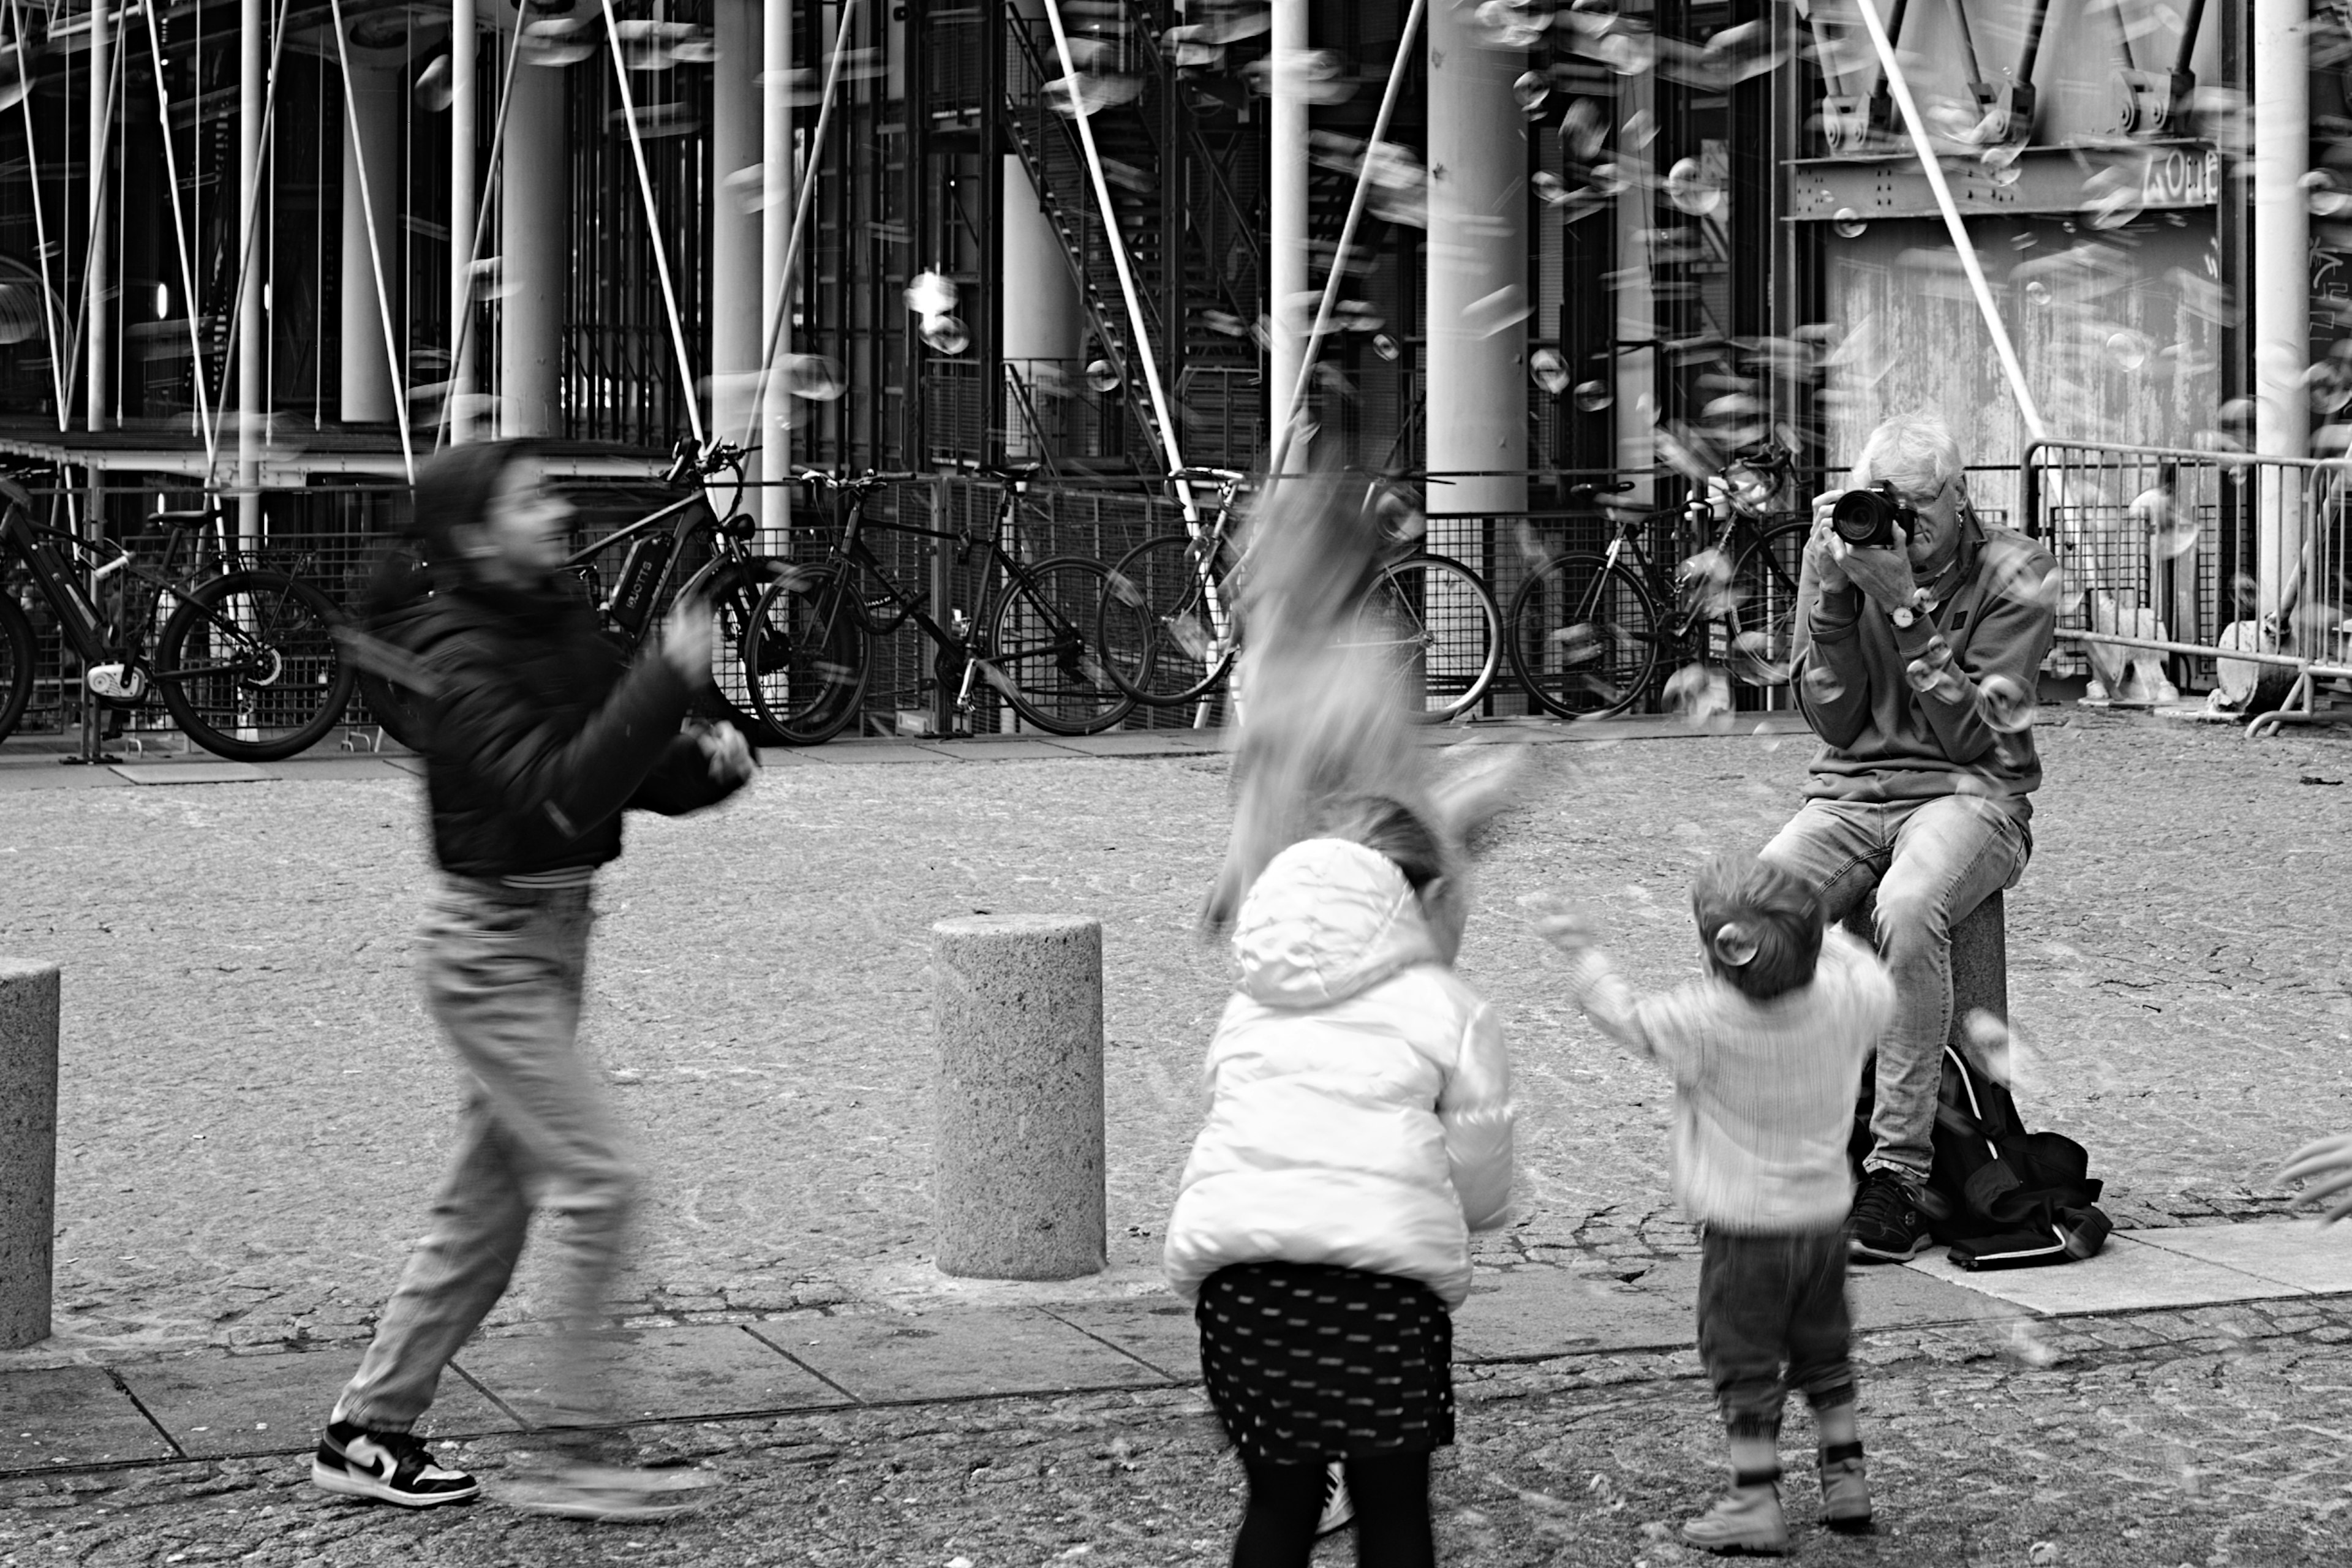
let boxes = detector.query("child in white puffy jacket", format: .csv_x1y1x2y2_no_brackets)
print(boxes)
1164,795,1515,1568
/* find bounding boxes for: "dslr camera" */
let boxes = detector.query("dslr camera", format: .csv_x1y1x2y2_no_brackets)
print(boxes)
1828,483,1917,551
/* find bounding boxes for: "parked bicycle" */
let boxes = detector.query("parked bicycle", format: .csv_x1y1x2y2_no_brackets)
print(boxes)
741,462,1134,742
1505,442,1809,718
0,474,354,761
1095,467,1504,721
347,439,792,750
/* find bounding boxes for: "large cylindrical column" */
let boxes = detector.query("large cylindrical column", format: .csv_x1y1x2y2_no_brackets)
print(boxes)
1426,2,1528,546
711,0,762,447
931,915,1106,1281
1267,0,1308,467
85,0,109,431
760,0,793,531
238,0,266,540
447,0,478,442
499,56,566,436
0,959,59,1350
339,59,401,423
1001,155,1084,453
2253,0,2309,614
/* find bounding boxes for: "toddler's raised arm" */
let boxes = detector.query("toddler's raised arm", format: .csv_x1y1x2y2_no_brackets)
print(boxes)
1526,900,1698,1084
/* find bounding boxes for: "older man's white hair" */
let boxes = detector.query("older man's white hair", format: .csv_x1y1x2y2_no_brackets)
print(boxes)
1852,413,1964,501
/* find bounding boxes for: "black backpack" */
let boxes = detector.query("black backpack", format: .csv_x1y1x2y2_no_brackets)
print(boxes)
1851,1046,2113,1270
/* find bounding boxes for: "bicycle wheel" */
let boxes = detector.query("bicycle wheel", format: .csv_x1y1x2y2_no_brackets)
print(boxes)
985,556,1137,735
0,593,32,742
742,565,869,744
1096,532,1240,705
155,570,356,761
1721,522,1807,692
1349,554,1501,723
701,557,810,747
1506,552,1659,718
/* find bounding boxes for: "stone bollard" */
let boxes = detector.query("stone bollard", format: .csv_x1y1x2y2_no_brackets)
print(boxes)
1844,889,2008,1050
0,959,59,1349
931,915,1106,1281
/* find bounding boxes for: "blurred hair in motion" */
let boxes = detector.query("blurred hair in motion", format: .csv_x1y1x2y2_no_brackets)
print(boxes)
1202,465,1520,931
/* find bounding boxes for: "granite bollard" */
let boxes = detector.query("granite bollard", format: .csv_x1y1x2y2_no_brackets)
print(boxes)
0,959,59,1348
1844,889,2008,1050
931,914,1106,1281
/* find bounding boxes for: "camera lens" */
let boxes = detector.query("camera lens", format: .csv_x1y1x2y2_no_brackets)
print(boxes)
1830,489,1899,549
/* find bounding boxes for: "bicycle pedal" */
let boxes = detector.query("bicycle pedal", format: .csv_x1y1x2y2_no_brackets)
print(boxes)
85,663,148,702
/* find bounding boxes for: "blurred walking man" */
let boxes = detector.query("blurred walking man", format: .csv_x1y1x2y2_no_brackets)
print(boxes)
312,442,755,1518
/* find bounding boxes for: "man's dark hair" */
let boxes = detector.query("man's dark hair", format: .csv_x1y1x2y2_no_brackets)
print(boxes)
1689,853,1824,1000
1310,793,1446,893
406,439,543,563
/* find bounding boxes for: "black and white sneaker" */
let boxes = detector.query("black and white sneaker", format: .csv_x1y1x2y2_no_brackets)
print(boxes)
312,1419,481,1507
1316,1460,1355,1536
1849,1169,1931,1264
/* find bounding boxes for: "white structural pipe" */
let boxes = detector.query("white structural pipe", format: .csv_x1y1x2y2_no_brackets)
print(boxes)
325,0,414,481
10,0,67,429
140,0,216,450
760,0,791,532
500,44,565,437
238,0,266,538
1036,0,1191,514
710,0,762,447
1425,0,1526,543
1265,0,1423,486
339,59,401,422
85,0,108,431
1266,0,1306,472
448,0,478,442
433,3,530,452
1852,0,2046,442
598,0,706,444
2252,0,2309,614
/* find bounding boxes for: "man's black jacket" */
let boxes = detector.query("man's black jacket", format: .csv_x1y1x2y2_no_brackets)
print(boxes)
377,574,742,878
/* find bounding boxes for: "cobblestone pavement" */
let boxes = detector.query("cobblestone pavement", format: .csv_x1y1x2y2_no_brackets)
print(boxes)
1,711,2348,1357
4,1295,2350,1565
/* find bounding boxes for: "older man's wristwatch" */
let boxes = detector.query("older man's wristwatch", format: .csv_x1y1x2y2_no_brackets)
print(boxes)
1886,587,1930,629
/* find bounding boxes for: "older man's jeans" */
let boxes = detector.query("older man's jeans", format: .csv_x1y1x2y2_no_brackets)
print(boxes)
1760,795,2029,1183
335,876,639,1434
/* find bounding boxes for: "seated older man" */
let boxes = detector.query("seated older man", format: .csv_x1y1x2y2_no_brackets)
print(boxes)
1764,412,2059,1263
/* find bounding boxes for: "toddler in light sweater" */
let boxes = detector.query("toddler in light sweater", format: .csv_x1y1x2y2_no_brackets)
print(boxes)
1532,853,1894,1556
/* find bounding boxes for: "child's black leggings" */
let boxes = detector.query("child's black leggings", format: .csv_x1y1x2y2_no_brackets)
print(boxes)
1233,1452,1434,1568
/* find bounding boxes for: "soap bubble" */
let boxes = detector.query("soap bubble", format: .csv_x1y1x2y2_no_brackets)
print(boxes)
1801,663,1845,704
1678,548,1736,617
905,271,958,317
415,54,453,111
919,314,971,355
2024,281,2053,306
2105,330,2151,371
1371,333,1401,362
783,353,845,401
2133,487,2201,558
1572,380,1614,413
1514,70,1550,115
519,18,597,66
1461,285,1532,337
1831,208,1866,238
1531,347,1572,395
2304,169,2352,217
1975,673,2037,733
1665,662,1732,725
2305,356,2352,415
2081,165,2144,230
1085,358,1123,393
1728,630,1788,687
1474,0,1553,48
1049,70,1147,116
1665,157,1724,217
1531,170,1569,207
1549,622,1603,665
1562,97,1609,160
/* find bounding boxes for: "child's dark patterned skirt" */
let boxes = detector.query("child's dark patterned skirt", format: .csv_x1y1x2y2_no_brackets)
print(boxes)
1194,1262,1455,1464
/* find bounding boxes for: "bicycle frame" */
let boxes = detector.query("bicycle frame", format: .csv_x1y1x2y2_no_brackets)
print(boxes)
0,484,212,669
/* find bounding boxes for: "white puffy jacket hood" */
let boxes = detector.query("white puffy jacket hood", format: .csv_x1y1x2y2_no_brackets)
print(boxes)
1163,839,1515,1309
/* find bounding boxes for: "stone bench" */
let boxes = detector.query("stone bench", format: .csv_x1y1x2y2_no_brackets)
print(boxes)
1,959,58,1349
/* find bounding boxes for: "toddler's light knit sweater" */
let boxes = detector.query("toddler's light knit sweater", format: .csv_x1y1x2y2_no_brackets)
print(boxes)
1563,929,1895,1234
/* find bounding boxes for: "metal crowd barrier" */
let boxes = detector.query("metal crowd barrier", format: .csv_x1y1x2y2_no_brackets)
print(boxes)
2020,439,2352,735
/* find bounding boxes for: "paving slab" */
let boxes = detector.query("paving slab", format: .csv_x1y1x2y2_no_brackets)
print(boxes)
1042,1298,1203,1381
797,742,963,764
1451,1267,1693,1361
1627,1254,2010,1332
766,1307,1169,1402
0,1366,176,1472
455,1324,848,1424
1046,732,1226,756
2125,1220,2352,1295
118,1350,518,1458
1902,1232,2304,1316
109,763,272,786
